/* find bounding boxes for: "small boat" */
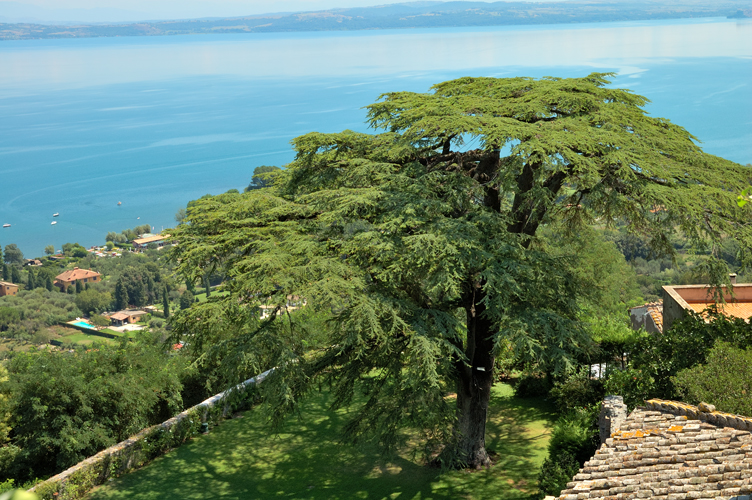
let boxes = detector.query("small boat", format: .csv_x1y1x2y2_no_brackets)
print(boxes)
117,201,122,206
2,224,9,228
137,217,140,220
53,213,59,217
51,221,57,225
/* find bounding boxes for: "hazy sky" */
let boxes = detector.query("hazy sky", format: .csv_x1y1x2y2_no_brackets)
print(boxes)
1,0,577,23
2,0,418,21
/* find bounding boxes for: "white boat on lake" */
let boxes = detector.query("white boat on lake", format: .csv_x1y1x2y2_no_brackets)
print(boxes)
2,224,9,228
53,213,59,217
51,221,57,225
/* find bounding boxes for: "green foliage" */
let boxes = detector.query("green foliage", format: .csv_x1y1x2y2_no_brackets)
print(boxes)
2,246,23,267
550,369,605,413
513,373,552,398
544,227,643,318
2,339,186,481
113,279,127,310
537,406,599,496
9,268,19,286
0,290,81,341
537,450,580,498
170,74,749,465
89,314,111,327
62,243,88,259
75,288,112,315
162,289,170,319
43,246,54,256
630,312,752,399
603,367,656,411
545,407,599,466
674,341,752,415
178,290,193,310
244,166,282,192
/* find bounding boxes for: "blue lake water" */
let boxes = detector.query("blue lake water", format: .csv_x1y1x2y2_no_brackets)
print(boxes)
1,17,751,256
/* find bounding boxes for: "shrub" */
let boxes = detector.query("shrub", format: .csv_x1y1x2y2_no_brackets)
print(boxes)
631,312,752,399
673,341,752,416
537,451,580,498
550,369,605,413
603,368,656,411
513,372,551,398
546,407,599,465
537,407,599,498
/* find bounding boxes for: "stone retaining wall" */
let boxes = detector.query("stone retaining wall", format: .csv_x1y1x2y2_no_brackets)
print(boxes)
28,369,272,500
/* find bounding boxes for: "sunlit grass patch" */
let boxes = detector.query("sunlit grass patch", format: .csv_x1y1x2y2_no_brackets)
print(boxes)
86,383,555,500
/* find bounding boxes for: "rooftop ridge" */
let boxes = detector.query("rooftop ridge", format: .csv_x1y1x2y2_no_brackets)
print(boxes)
645,398,752,432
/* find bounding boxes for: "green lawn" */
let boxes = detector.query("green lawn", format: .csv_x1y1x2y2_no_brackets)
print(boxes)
59,333,117,347
86,383,555,500
194,290,229,303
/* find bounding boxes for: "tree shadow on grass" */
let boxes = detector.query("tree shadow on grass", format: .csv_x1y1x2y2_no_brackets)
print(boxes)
86,383,555,500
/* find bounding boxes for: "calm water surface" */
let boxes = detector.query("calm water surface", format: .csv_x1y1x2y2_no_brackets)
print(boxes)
1,17,750,255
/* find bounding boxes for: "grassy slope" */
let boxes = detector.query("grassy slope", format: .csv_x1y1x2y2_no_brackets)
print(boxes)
86,383,555,500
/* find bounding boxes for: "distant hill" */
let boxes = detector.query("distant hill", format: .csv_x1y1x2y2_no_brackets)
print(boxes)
1,0,750,40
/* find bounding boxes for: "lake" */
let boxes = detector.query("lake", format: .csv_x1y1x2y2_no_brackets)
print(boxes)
1,17,750,256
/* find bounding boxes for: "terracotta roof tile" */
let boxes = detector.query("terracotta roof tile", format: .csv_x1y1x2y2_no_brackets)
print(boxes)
55,268,100,282
557,399,752,500
688,302,752,321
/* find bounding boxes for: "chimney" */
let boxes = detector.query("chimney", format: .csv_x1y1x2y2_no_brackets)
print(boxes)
730,273,737,285
599,395,628,444
73,267,79,270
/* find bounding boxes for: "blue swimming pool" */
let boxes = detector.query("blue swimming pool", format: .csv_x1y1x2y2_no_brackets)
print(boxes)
69,320,96,330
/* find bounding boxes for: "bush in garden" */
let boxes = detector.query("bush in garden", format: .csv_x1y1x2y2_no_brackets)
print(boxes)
631,312,752,399
537,450,580,498
673,341,752,416
603,367,656,411
537,407,599,497
550,369,605,413
513,372,551,398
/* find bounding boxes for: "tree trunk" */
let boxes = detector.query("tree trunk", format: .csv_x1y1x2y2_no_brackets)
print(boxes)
451,291,496,468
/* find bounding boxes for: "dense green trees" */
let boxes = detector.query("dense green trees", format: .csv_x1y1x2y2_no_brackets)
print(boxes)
1,339,186,481
171,74,749,468
2,246,22,267
0,290,81,343
74,289,112,316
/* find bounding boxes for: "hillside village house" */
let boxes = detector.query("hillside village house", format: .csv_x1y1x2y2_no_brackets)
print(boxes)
54,267,101,291
0,281,18,297
108,310,147,326
132,233,171,252
630,274,752,333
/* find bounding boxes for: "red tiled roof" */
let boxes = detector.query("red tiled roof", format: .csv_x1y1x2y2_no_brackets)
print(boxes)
647,302,663,332
55,268,101,282
688,302,752,321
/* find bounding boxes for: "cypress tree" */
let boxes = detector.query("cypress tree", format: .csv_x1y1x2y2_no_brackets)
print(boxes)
10,266,20,284
2,264,8,281
163,288,170,318
46,276,53,291
75,279,82,294
27,269,35,290
114,278,127,310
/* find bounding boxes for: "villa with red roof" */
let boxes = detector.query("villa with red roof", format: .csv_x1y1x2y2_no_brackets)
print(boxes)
54,267,101,291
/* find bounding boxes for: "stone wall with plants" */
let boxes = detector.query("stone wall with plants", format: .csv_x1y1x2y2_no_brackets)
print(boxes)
28,369,272,500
